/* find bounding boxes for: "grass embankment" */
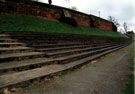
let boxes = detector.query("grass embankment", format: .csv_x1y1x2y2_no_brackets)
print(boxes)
124,33,134,94
0,14,127,38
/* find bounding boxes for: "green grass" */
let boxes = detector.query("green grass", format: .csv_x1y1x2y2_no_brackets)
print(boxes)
124,58,134,94
124,74,134,94
0,14,127,38
123,34,134,94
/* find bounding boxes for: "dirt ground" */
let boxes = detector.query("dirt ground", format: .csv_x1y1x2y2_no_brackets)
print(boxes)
13,45,132,94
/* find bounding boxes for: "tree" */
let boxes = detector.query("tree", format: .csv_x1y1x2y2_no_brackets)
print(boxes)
123,22,128,33
108,16,120,27
48,0,52,5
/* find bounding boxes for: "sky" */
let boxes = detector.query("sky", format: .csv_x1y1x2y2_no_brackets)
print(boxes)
39,0,135,32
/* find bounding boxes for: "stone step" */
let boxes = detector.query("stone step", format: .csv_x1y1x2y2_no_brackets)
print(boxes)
0,34,10,38
0,45,116,74
30,42,111,48
17,40,77,45
0,58,56,75
15,38,104,44
64,45,125,69
7,34,87,38
0,44,120,74
0,47,35,54
10,36,104,42
20,41,60,45
46,45,115,58
8,34,106,41
57,45,122,64
0,64,65,89
0,52,45,63
0,45,125,89
0,43,26,47
5,32,103,39
10,36,83,40
0,38,18,43
37,43,112,53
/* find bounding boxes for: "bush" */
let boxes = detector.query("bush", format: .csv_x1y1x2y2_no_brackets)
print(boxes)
59,16,78,27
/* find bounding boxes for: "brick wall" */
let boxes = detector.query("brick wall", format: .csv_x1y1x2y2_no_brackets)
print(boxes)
0,1,117,31
90,15,114,31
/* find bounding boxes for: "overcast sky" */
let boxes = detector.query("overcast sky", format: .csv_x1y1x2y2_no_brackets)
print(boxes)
39,0,135,32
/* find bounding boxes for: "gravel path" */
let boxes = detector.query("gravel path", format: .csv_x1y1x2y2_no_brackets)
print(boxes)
13,45,132,94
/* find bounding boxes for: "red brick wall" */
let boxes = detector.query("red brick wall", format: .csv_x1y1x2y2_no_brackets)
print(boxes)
39,8,61,20
0,1,116,31
98,18,113,31
71,14,90,26
90,16,114,31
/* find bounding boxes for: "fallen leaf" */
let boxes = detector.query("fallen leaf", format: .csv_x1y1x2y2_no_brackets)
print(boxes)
91,60,97,64
3,88,11,94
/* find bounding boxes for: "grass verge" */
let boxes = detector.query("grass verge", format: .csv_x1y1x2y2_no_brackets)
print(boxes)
0,14,127,38
124,59,134,94
123,33,134,94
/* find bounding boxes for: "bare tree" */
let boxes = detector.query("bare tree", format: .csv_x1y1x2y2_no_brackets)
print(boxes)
108,16,120,27
48,0,52,5
123,22,128,33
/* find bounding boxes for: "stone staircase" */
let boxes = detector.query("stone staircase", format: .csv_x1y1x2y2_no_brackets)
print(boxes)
0,32,130,89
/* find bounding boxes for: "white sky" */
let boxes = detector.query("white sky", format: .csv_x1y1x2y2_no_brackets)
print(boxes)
39,0,135,32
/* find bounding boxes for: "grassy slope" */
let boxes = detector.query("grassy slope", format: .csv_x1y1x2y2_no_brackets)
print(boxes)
0,14,127,38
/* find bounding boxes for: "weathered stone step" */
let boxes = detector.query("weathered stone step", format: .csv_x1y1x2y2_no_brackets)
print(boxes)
0,64,65,89
64,45,125,69
15,38,103,44
30,42,111,48
0,58,56,75
0,45,125,89
0,34,10,38
8,34,106,42
10,36,82,40
57,45,122,64
19,40,60,45
5,32,103,39
18,40,77,45
0,44,120,74
0,45,116,74
0,47,35,54
7,34,85,38
0,43,26,47
46,45,115,58
18,41,78,46
10,35,104,42
31,43,86,48
0,52,45,63
0,38,17,43
37,43,112,52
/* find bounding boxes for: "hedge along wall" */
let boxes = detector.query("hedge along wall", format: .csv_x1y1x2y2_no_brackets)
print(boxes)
0,0,116,31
